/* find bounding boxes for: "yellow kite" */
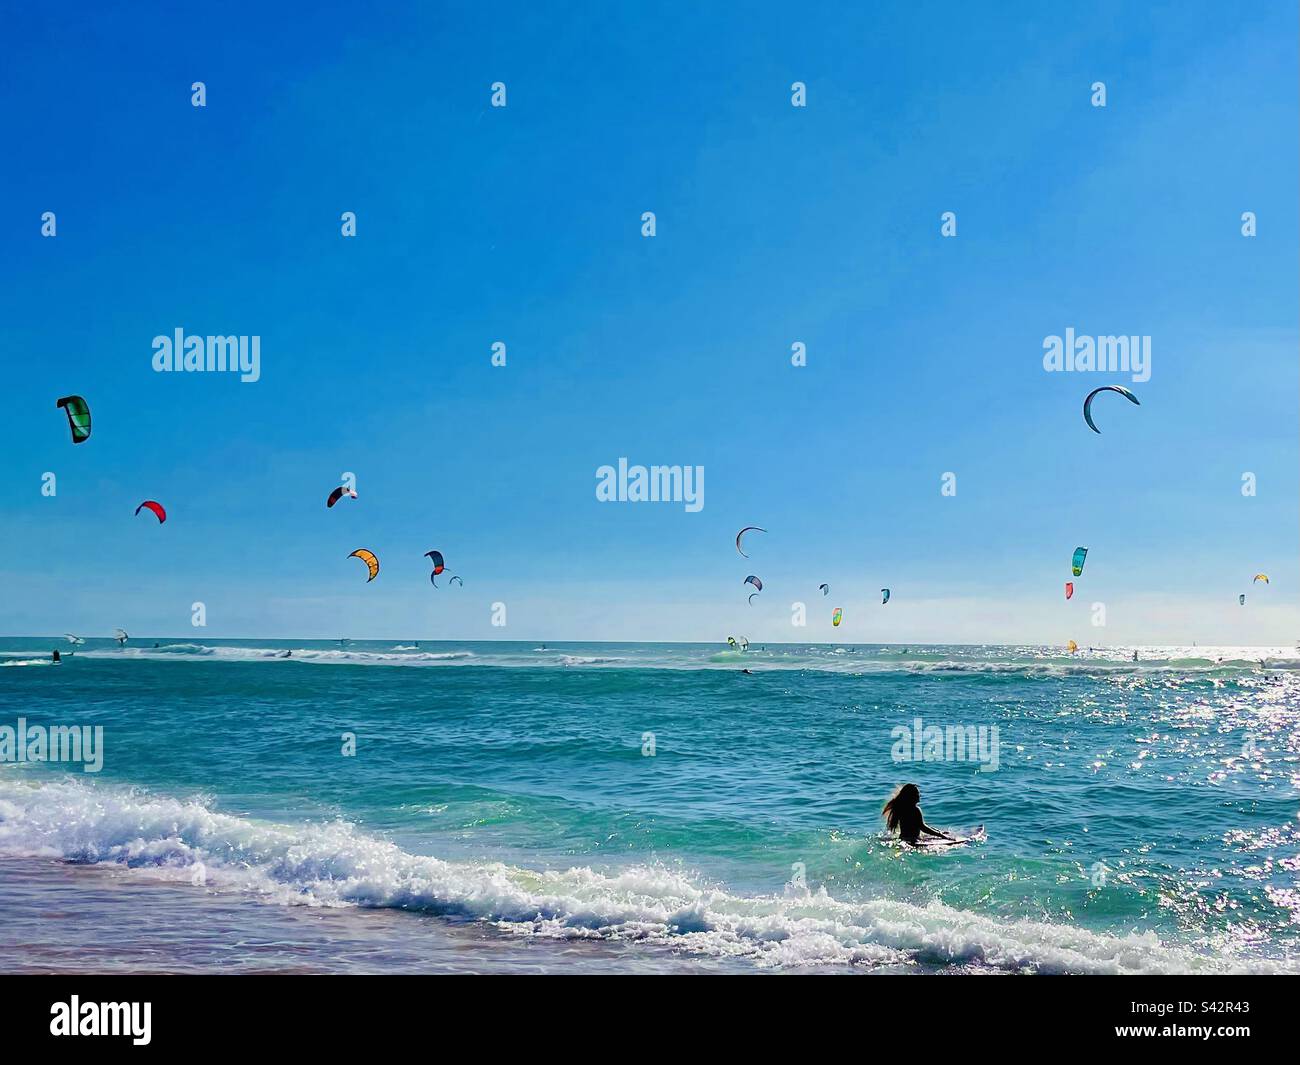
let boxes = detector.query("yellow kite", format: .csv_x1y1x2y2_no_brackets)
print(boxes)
348,549,379,582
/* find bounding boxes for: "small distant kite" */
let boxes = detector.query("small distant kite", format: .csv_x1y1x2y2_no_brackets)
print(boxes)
349,549,380,582
327,487,357,508
881,589,891,605
1253,574,1270,584
135,500,167,524
1239,594,1246,606
819,583,829,596
1071,547,1088,577
1065,582,1074,600
113,629,129,646
832,607,843,627
448,575,463,587
744,575,763,593
748,593,759,605
735,526,766,558
56,395,91,444
1083,385,1140,434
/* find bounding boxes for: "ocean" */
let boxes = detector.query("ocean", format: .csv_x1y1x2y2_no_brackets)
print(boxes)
1,638,1298,974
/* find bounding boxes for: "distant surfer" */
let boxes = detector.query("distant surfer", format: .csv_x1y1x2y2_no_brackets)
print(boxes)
51,650,61,664
882,784,960,847
741,668,753,675
1132,651,1138,662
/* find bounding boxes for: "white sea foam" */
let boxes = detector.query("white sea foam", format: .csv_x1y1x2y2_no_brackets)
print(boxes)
0,774,1286,975
558,655,627,666
80,646,476,666
64,641,1293,679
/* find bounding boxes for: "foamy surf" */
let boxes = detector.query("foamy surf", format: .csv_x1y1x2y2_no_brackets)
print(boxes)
0,775,1284,975
62,643,1295,679
80,645,477,665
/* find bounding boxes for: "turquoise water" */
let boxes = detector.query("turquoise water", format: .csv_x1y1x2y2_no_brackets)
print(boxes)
2,638,1299,973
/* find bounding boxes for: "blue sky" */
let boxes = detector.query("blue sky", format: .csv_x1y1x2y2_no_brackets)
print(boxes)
1,1,1296,643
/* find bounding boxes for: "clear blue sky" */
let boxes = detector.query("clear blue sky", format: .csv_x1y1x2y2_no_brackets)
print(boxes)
1,1,1296,643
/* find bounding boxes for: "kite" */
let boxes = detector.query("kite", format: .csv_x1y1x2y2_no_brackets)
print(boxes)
744,575,763,593
1239,594,1246,606
832,607,843,627
349,549,380,582
1071,547,1088,577
425,550,446,586
819,583,829,596
1083,385,1140,434
881,589,891,605
748,593,759,605
448,575,463,587
1065,582,1074,600
1253,574,1269,584
56,395,91,444
135,500,167,524
327,487,357,508
113,629,129,646
735,526,766,558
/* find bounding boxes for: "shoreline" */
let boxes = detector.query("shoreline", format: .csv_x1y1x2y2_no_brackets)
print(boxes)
0,857,770,976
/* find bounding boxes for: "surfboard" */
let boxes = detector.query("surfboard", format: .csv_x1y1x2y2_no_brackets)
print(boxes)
914,825,985,848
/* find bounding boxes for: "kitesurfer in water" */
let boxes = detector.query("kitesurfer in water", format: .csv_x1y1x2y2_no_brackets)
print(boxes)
882,784,959,847
51,650,61,664
741,668,753,675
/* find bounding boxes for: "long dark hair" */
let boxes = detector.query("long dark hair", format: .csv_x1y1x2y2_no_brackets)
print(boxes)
882,783,920,833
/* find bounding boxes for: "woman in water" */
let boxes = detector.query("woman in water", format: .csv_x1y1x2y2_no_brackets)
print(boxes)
882,783,959,846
